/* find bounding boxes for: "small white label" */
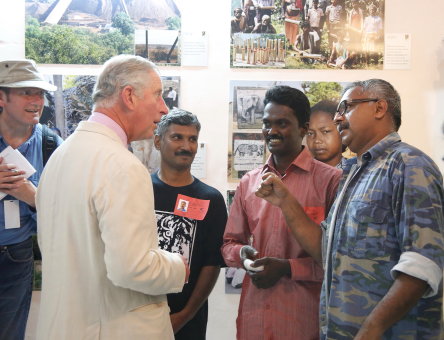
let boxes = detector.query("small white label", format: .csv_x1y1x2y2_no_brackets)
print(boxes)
4,200,20,229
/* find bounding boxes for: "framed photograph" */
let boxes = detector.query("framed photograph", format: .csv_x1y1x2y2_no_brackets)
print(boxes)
233,86,267,129
230,0,385,70
228,132,265,180
25,0,181,65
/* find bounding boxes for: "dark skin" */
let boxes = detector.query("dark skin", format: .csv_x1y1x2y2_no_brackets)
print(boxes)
154,123,220,333
240,102,307,289
256,89,432,338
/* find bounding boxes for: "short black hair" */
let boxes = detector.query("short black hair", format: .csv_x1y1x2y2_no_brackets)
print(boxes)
264,85,310,126
310,100,338,119
155,108,201,137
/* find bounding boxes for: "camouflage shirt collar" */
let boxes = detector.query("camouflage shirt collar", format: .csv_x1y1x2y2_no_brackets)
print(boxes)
358,132,401,166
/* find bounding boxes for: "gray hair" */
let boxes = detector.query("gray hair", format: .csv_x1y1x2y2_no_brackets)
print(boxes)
92,55,158,109
345,79,401,131
155,108,201,137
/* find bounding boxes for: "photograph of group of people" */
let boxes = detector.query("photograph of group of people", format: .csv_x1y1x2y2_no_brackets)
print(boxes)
231,0,385,69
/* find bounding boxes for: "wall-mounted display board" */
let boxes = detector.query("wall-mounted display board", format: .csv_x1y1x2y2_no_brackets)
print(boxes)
25,0,181,65
230,0,385,70
228,80,349,181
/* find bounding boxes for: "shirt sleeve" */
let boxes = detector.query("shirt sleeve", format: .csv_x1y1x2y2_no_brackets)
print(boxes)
393,164,444,297
202,191,228,267
221,181,251,268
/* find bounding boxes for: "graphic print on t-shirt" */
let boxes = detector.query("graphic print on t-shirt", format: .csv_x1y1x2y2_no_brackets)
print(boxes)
155,211,197,265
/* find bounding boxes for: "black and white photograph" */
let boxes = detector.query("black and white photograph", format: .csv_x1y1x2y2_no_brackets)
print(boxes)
155,211,197,265
233,87,267,129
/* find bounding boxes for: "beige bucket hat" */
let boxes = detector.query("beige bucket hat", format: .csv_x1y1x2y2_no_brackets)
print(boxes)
0,59,57,91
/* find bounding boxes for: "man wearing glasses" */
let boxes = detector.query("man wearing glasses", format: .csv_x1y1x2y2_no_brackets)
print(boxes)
256,79,443,339
0,60,62,340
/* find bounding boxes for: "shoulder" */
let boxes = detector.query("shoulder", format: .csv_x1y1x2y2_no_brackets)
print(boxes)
387,142,441,177
239,166,263,184
311,157,342,178
193,179,225,200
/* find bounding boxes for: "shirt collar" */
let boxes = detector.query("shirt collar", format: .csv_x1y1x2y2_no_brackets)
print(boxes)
358,132,401,165
88,111,128,146
262,146,312,175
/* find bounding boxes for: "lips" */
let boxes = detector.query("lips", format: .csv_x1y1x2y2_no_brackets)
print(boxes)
266,136,283,145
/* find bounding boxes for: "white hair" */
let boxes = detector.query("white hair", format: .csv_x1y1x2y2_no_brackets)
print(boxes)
92,55,158,109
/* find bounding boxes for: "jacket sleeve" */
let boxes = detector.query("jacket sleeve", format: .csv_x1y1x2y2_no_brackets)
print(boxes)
95,159,186,296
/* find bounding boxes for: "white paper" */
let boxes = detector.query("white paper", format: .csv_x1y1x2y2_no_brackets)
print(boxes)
181,31,208,66
4,199,20,229
0,146,36,200
191,142,206,179
384,33,411,70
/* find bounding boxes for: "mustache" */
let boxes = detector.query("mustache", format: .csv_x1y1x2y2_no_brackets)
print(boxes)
266,135,283,141
175,150,194,157
337,122,349,132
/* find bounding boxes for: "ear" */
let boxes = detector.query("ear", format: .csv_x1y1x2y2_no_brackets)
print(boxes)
374,99,388,120
120,85,137,110
153,134,161,150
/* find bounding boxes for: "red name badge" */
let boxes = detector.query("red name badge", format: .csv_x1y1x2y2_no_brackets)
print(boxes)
174,194,210,221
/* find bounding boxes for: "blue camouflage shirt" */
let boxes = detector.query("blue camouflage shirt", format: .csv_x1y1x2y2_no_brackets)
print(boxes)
320,132,444,339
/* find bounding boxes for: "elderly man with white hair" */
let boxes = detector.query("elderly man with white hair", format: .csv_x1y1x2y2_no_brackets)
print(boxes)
36,55,189,340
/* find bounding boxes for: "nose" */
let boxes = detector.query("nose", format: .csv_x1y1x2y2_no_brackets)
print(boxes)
333,112,344,125
160,97,168,116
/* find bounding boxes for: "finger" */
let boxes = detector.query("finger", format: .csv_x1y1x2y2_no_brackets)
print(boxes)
0,163,17,171
0,174,26,183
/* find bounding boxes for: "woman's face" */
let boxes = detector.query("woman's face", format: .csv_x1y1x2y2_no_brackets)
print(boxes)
306,111,343,166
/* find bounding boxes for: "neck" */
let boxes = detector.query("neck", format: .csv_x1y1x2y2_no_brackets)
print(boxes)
356,128,394,157
158,166,194,187
95,106,130,140
272,147,302,175
0,116,34,148
326,153,343,167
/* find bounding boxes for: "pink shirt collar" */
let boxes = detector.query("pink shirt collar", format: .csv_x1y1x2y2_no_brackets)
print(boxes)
88,111,128,146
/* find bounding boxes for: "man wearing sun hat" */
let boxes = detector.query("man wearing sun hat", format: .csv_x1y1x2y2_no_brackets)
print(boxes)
0,59,62,340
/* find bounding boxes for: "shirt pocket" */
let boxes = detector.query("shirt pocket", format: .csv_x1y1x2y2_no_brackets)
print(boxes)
347,202,389,258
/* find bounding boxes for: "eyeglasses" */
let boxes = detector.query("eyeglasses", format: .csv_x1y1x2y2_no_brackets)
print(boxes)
335,98,379,117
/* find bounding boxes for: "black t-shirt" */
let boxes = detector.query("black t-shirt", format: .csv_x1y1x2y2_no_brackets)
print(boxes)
151,173,227,340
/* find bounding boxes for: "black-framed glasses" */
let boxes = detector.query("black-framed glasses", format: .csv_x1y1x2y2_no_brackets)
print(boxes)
335,98,379,117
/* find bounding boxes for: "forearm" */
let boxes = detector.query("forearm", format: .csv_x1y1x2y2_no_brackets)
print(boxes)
279,195,322,264
179,266,220,320
355,272,429,339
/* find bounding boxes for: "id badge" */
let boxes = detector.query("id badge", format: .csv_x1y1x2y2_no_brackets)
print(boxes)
4,200,20,229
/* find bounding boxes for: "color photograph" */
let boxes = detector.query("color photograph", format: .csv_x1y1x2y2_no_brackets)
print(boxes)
230,0,385,70
25,0,181,64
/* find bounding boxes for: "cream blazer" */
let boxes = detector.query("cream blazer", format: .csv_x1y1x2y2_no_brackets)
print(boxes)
36,121,186,340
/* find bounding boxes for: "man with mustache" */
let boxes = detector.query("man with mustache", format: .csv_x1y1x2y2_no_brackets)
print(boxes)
152,109,227,340
222,85,341,339
0,59,62,340
256,79,444,339
36,55,189,340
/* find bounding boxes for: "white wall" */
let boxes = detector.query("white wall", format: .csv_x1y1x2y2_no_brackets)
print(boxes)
2,0,444,338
